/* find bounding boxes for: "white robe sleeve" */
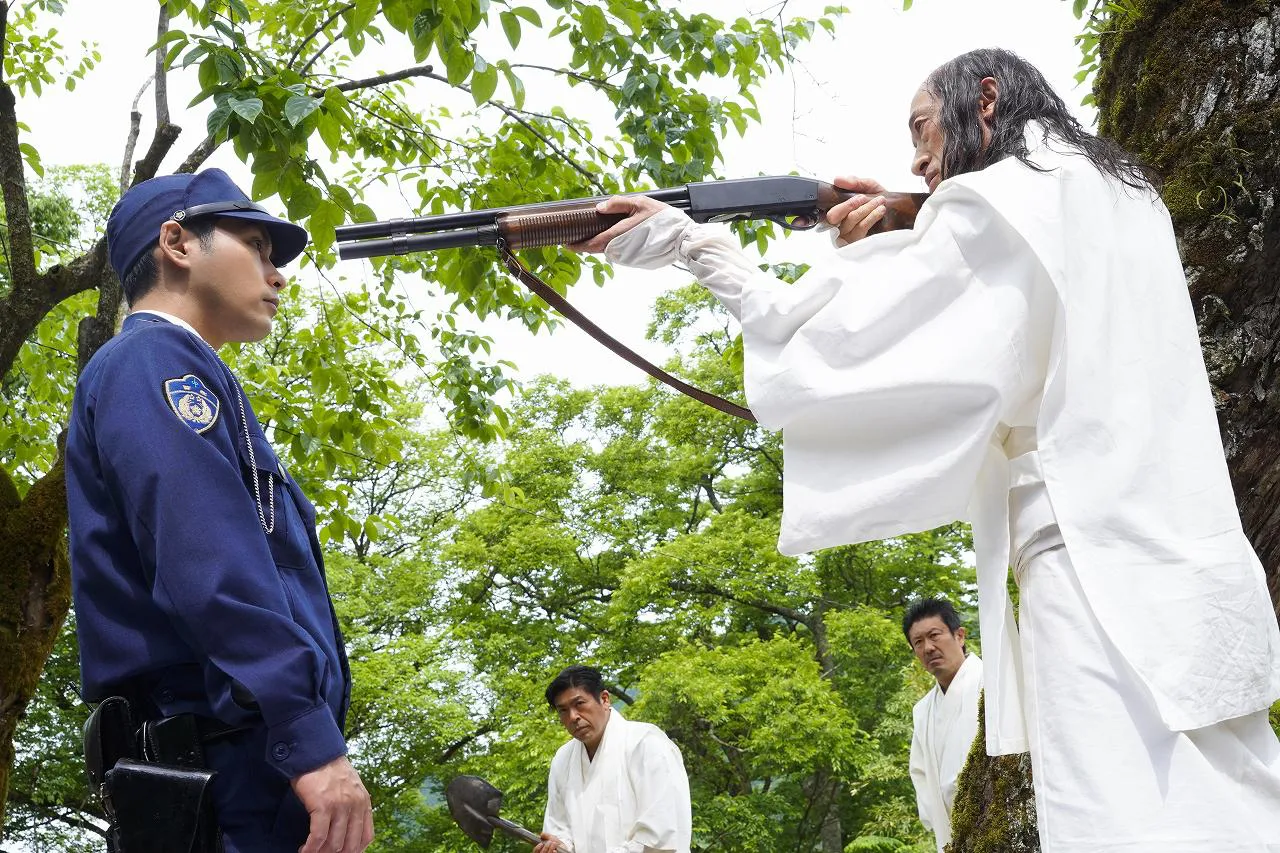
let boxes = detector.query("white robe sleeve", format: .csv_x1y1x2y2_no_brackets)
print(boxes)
543,747,576,853
609,730,693,853
908,710,935,832
606,188,1054,555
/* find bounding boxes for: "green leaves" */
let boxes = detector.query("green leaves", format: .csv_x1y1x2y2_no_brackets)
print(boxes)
229,95,264,123
471,58,499,104
579,3,607,42
444,41,475,85
500,10,522,47
213,48,245,84
284,93,322,127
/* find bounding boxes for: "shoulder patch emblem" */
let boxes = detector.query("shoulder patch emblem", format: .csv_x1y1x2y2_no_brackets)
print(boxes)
164,374,220,433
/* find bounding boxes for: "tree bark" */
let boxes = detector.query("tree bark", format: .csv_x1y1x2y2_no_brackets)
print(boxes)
1095,0,1280,616
0,460,71,833
947,693,1039,853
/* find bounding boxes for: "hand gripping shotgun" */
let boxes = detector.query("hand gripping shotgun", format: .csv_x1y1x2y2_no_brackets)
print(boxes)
334,176,927,422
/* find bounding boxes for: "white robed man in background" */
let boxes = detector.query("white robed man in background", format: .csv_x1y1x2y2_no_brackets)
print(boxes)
572,47,1280,853
904,599,983,853
535,665,692,853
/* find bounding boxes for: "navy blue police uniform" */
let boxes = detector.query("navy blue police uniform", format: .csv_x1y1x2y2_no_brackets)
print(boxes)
66,169,351,852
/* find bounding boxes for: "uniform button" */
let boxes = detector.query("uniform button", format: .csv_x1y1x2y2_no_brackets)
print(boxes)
271,742,292,761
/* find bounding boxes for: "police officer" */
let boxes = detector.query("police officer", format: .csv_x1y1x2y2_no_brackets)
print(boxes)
66,169,373,853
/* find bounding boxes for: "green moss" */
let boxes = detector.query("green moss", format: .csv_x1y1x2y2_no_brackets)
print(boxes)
1093,0,1279,254
947,692,1039,853
1160,177,1200,220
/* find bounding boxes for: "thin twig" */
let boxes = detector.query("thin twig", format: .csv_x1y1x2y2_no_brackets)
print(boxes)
508,62,617,91
491,100,604,192
298,35,339,78
287,3,354,69
415,66,603,190
119,75,153,192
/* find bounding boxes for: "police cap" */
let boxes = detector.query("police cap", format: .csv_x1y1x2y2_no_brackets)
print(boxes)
107,168,309,281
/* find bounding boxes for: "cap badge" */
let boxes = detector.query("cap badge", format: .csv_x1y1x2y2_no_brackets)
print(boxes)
164,374,220,433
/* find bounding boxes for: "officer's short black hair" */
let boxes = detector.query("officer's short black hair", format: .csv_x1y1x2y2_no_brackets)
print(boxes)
121,217,219,306
546,665,605,709
902,597,963,642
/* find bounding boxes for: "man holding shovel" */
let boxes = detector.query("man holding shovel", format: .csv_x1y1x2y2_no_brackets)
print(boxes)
535,666,692,853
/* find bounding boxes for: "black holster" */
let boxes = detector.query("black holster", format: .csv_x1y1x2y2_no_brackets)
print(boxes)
83,697,221,853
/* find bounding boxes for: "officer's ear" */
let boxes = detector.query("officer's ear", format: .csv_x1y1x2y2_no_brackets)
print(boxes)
157,221,194,271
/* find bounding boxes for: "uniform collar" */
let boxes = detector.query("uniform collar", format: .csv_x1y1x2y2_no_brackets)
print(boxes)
127,309,207,343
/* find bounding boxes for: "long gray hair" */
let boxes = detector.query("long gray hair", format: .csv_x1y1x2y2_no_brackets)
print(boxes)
925,48,1157,192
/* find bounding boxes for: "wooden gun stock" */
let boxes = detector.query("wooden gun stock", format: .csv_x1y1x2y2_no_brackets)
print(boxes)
871,192,929,234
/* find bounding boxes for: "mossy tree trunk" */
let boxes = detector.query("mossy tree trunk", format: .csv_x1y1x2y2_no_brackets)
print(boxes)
947,693,1038,853
0,461,73,833
952,4,1280,848
1097,0,1280,615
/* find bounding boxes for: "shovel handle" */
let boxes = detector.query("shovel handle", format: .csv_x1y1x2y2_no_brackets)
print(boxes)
490,816,570,852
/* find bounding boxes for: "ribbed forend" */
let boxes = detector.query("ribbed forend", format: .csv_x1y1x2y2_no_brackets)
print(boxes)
500,207,625,249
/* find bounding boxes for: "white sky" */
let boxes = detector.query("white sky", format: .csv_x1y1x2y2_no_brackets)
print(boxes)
18,0,1094,390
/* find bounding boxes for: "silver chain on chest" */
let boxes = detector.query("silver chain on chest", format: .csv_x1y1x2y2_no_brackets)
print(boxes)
235,383,276,534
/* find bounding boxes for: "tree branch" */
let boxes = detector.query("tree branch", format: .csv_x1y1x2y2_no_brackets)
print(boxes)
438,723,494,763
119,76,153,192
0,2,10,78
605,683,636,705
332,64,436,93
700,473,723,513
684,486,702,535
154,5,170,128
0,233,113,379
174,134,218,175
73,242,120,372
391,67,605,191
298,36,339,79
490,100,604,192
668,579,809,626
508,63,618,91
130,123,182,187
3,790,108,841
746,444,783,478
42,237,109,306
287,3,354,69
0,84,37,293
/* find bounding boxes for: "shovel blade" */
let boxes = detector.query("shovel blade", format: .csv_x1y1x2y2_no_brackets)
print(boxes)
446,775,506,849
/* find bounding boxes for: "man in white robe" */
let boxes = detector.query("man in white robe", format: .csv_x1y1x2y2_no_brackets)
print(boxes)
574,48,1280,853
535,665,692,853
905,599,983,853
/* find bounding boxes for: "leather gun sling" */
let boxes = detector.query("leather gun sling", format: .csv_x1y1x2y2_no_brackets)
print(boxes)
498,245,757,423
